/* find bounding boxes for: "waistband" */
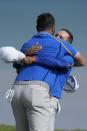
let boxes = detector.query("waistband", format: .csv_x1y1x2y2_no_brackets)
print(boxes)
14,80,49,90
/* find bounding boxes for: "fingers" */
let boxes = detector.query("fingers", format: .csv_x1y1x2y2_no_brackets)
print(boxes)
22,57,30,64
32,44,42,51
25,43,42,56
21,56,36,65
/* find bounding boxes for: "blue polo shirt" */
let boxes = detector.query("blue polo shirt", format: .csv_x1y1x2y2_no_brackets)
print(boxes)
15,32,77,98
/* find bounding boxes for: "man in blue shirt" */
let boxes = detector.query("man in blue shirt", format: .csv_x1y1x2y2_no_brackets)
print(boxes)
14,28,78,93
11,13,85,131
55,29,79,92
21,29,80,131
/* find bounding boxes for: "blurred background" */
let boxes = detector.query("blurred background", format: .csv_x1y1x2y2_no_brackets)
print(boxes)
0,0,87,130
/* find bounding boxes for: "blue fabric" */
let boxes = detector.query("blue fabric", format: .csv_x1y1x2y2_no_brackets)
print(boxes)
56,37,77,57
15,32,77,98
36,55,74,68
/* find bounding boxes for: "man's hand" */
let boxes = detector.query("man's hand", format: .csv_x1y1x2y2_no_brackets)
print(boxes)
25,44,42,56
21,56,36,65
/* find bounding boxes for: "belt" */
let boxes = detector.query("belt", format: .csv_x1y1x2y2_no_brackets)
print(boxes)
14,80,49,90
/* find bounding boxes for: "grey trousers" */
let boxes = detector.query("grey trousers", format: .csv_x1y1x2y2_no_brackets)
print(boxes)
11,81,60,131
48,97,61,131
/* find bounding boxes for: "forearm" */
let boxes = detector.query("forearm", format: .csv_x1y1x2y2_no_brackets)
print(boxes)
74,52,85,66
21,44,69,68
35,55,74,68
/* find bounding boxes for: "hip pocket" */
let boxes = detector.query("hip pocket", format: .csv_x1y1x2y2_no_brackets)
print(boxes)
50,97,61,114
32,85,50,108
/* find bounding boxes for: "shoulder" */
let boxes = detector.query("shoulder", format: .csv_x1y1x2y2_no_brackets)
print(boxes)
47,34,61,46
56,38,78,57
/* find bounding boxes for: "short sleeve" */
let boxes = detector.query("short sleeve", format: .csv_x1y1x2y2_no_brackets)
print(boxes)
57,38,78,57
64,42,78,57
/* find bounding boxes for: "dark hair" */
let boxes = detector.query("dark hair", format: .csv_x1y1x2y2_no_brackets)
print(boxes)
36,13,55,32
61,28,73,44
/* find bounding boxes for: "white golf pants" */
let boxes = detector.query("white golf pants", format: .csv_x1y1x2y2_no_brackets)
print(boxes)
11,81,60,131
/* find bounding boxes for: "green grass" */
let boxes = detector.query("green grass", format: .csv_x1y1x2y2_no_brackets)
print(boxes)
0,124,87,131
0,124,15,131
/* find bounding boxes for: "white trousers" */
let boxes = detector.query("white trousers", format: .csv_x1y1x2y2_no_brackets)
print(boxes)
48,97,61,131
11,81,60,131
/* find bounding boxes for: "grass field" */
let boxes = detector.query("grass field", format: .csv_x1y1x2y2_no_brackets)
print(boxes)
0,125,87,131
0,125,15,131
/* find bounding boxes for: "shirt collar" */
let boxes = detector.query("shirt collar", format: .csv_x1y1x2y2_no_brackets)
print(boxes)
37,31,50,35
34,31,50,37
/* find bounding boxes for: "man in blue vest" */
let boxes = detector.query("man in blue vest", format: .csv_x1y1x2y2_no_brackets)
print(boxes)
11,13,85,131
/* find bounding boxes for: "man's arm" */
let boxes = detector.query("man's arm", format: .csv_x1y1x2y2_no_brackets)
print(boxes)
14,40,85,71
22,55,74,68
14,44,73,71
22,43,74,68
14,44,74,70
13,44,42,72
74,52,85,66
36,55,74,68
25,41,85,67
60,39,85,66
13,54,73,74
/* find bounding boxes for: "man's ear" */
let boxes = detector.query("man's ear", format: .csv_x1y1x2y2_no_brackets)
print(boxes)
51,26,55,35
